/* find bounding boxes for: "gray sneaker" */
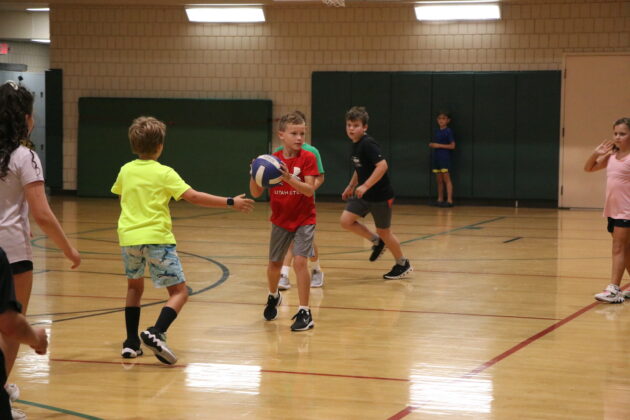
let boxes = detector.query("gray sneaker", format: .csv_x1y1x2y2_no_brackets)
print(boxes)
310,269,324,288
278,274,291,290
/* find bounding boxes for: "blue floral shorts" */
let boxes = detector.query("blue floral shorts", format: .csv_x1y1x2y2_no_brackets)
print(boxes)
121,244,186,288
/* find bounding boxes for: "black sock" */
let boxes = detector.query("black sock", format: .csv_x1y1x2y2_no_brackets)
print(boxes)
125,306,141,342
154,306,178,333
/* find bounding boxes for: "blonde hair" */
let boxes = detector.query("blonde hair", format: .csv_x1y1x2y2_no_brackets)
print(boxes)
278,111,306,132
128,116,166,155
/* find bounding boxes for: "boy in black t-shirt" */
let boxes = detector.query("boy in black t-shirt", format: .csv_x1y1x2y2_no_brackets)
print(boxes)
340,106,412,279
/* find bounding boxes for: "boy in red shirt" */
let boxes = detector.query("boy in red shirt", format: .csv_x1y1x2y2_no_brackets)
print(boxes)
249,112,319,331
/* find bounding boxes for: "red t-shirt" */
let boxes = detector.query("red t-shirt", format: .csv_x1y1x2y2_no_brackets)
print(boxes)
269,149,319,232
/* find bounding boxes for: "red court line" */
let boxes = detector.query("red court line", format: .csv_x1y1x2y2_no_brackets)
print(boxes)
461,300,601,378
261,369,408,382
386,293,615,419
49,358,407,382
28,292,559,321
186,299,559,321
387,406,415,420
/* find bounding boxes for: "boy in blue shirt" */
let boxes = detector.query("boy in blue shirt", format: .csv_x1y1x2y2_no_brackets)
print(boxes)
429,111,456,207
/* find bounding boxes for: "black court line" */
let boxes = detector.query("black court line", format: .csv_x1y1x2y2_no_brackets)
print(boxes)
503,236,523,243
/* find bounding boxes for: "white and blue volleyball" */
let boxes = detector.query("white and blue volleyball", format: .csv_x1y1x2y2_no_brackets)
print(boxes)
251,154,283,188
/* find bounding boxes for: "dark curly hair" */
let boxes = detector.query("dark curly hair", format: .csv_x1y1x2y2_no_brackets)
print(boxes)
0,81,36,180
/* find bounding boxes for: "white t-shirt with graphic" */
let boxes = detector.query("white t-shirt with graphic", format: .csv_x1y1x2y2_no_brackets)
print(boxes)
0,146,44,263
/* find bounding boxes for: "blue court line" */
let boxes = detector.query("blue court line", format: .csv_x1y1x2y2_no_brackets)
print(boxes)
16,399,103,419
503,236,523,243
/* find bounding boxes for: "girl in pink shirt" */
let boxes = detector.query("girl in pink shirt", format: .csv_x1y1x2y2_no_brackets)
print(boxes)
584,117,630,303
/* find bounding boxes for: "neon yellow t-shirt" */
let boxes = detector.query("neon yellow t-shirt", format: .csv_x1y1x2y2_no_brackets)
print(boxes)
111,159,191,246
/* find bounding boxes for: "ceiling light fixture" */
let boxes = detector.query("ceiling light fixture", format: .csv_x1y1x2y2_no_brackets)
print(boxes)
415,2,500,21
185,6,265,23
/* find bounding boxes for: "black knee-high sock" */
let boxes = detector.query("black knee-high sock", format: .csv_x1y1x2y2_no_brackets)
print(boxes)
154,307,178,333
125,306,141,342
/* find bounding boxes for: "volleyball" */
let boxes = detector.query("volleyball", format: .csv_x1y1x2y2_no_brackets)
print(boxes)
251,154,283,188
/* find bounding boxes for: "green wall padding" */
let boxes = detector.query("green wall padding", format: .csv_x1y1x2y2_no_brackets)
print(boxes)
312,71,560,202
515,72,561,199
431,73,475,198
473,73,516,199
390,73,432,197
311,72,353,196
77,98,271,197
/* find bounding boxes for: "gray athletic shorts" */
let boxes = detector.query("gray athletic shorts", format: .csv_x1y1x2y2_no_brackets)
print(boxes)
269,224,315,262
345,197,393,229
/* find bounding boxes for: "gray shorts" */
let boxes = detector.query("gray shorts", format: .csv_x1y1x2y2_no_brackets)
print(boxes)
345,197,393,229
269,224,315,262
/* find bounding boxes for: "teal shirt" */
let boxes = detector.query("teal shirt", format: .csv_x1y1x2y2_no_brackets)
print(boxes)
274,143,325,174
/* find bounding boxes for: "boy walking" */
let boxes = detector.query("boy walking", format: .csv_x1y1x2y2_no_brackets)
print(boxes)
249,112,319,331
112,116,254,364
340,106,412,279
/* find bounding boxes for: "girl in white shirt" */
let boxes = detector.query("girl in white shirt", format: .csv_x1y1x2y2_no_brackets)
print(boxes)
0,81,80,408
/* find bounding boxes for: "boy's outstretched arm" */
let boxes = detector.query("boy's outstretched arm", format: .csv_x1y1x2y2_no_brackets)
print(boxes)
355,160,388,199
181,189,254,213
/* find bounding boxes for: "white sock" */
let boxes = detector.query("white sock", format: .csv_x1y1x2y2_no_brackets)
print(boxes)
310,260,321,272
371,235,380,244
280,265,290,276
396,257,408,266
270,290,279,298
298,305,310,312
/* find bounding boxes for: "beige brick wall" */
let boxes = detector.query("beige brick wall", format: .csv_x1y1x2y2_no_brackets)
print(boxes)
0,41,50,72
49,0,630,189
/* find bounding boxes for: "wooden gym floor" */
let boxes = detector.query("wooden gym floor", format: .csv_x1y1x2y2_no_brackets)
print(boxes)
9,196,630,419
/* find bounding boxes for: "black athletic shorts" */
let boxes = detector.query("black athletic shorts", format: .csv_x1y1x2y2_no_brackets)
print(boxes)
607,217,630,233
10,260,33,275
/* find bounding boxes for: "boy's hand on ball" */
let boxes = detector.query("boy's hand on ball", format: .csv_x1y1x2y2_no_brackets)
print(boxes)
279,162,291,180
234,194,255,213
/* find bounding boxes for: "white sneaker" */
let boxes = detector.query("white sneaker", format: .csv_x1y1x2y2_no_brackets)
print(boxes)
594,284,625,303
5,383,19,402
278,274,291,290
11,406,27,419
310,269,324,288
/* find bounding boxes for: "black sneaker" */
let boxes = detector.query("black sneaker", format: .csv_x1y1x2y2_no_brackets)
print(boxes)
140,327,177,365
383,260,413,279
290,309,314,331
121,338,143,359
263,293,282,321
369,238,386,261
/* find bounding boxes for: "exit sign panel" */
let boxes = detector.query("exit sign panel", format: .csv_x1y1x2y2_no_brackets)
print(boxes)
0,43,8,55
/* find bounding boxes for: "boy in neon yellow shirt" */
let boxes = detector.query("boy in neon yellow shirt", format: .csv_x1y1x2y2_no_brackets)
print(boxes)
112,116,254,364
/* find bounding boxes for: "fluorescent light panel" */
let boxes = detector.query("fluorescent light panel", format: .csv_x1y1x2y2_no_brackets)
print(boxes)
31,39,50,44
415,3,500,21
185,7,265,23
26,8,50,12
